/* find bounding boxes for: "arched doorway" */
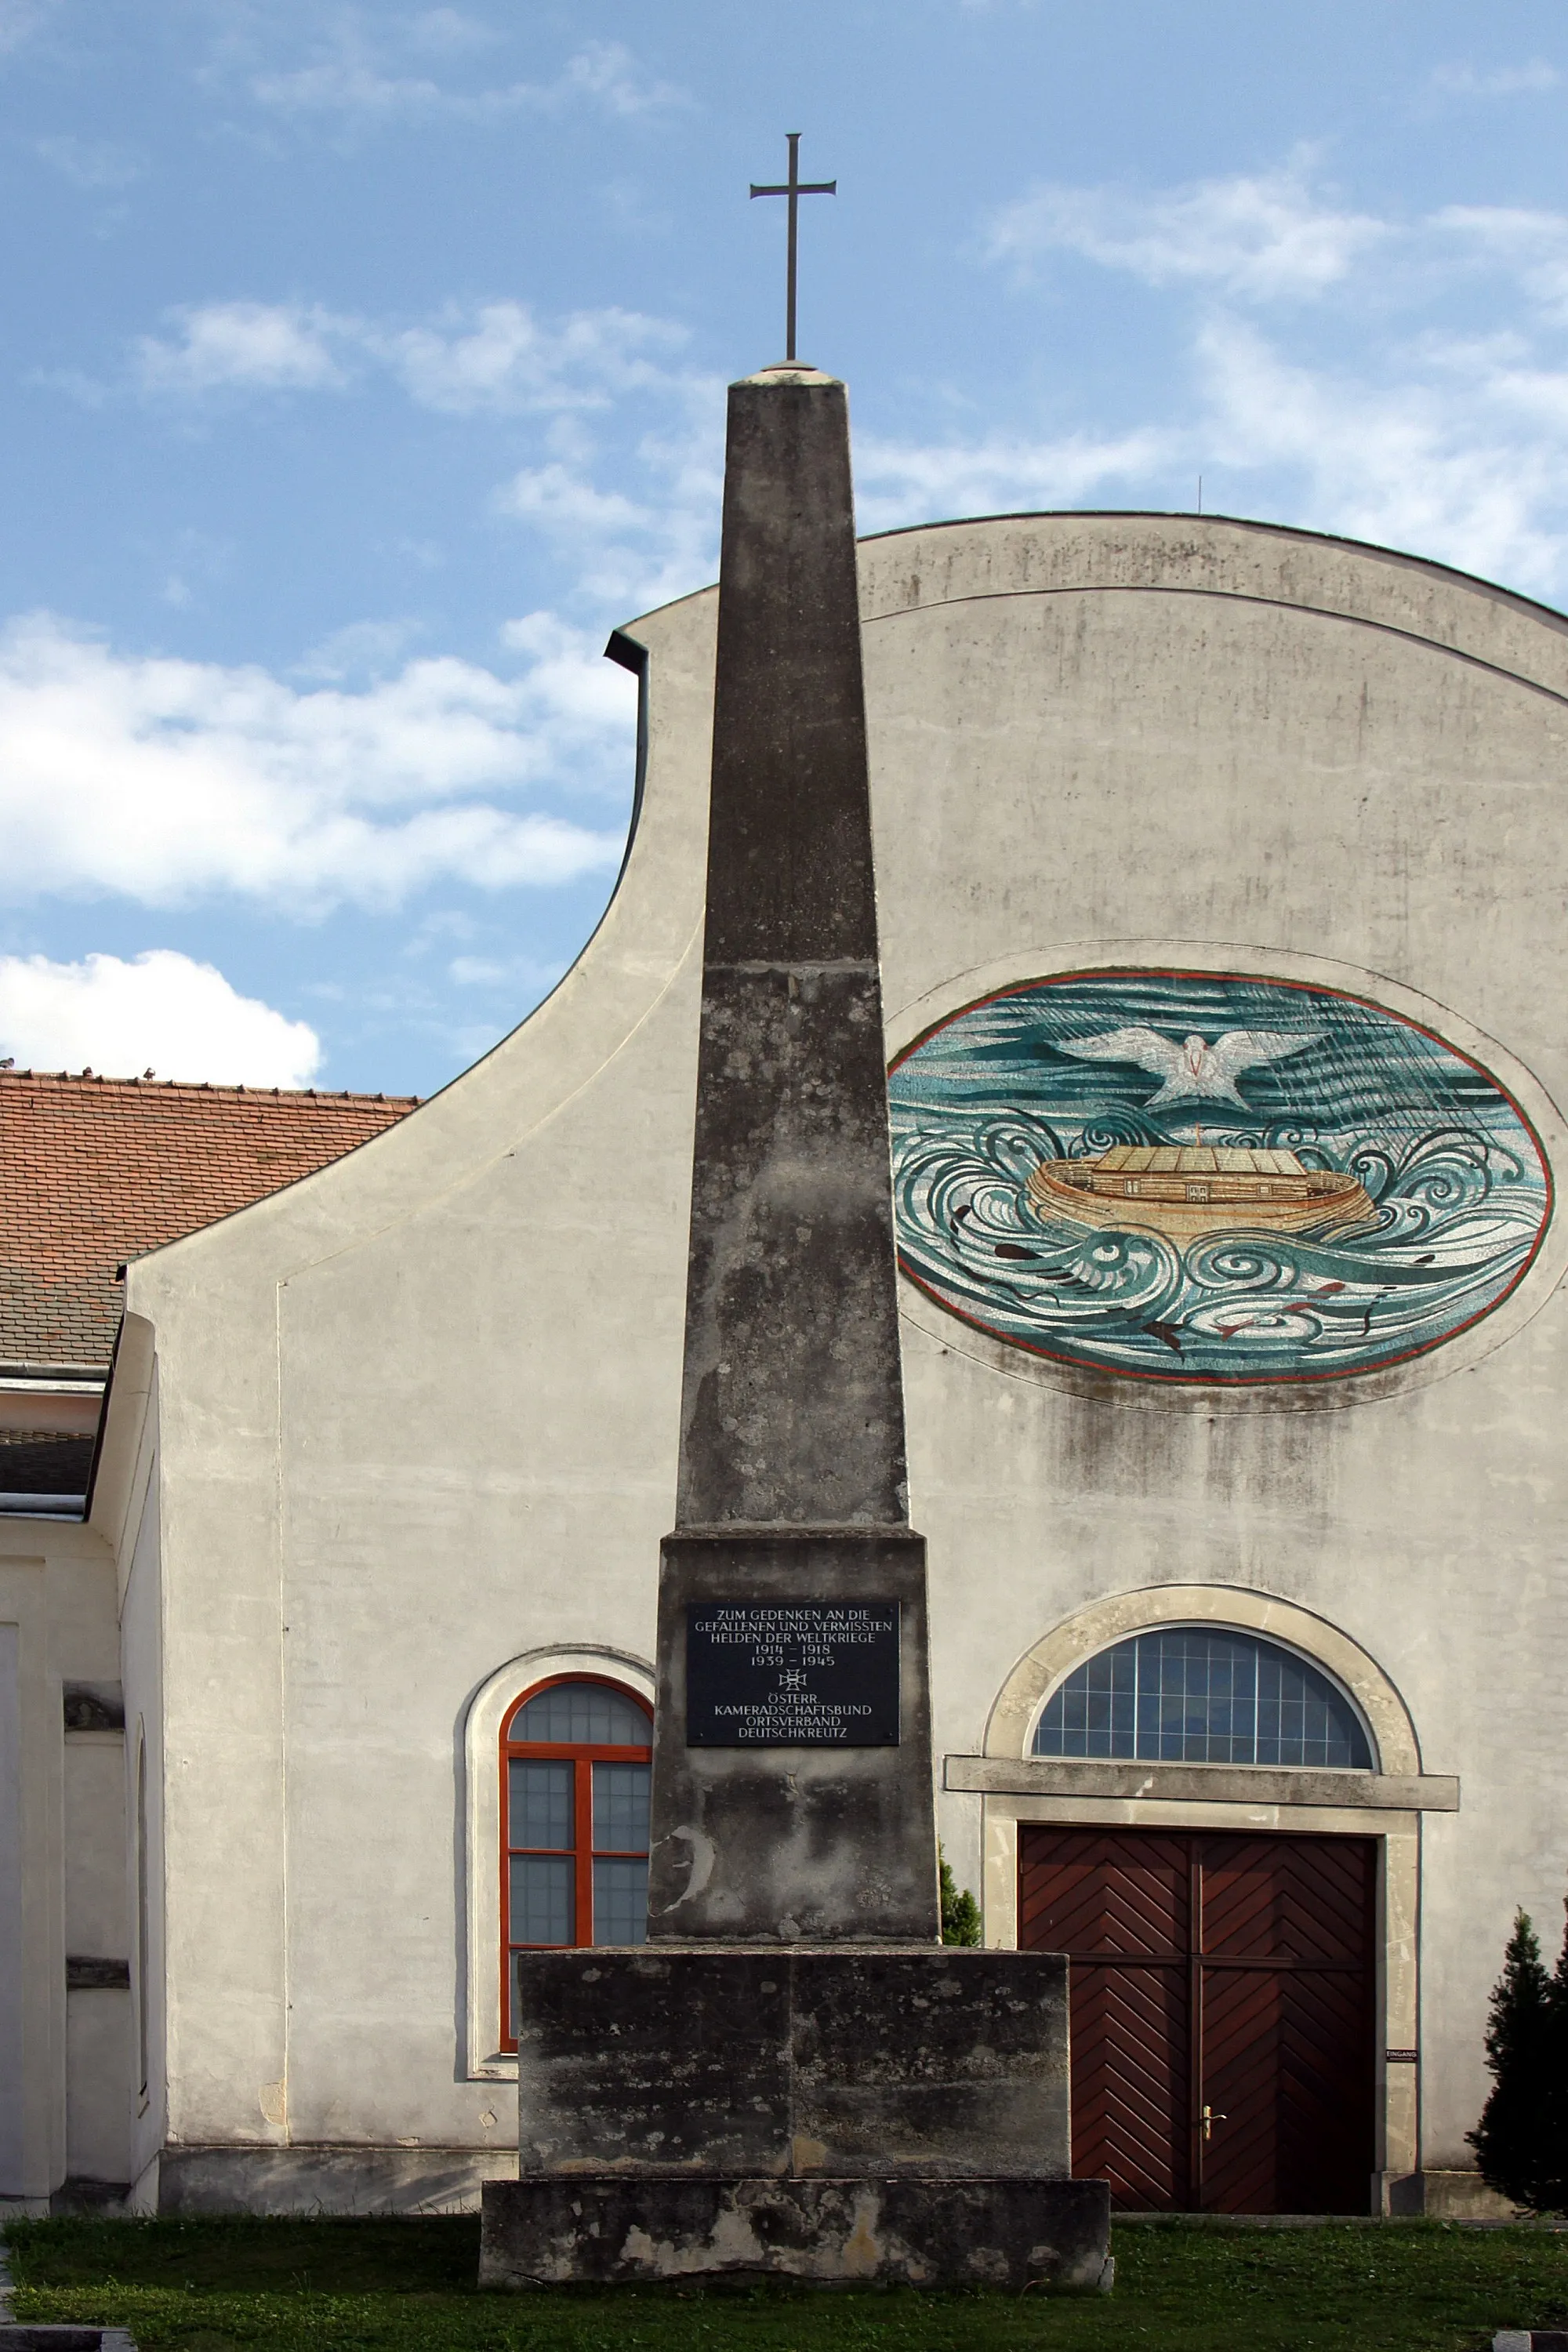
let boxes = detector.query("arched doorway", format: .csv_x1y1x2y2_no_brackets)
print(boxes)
970,1596,1442,2216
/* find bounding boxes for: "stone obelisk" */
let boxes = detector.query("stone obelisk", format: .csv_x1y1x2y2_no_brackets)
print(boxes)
480,352,1109,2295
646,360,937,1944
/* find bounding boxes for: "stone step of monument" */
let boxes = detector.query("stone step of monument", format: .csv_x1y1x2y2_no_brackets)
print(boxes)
0,2332,138,2349
1494,2334,1568,2350
481,2174,1112,2292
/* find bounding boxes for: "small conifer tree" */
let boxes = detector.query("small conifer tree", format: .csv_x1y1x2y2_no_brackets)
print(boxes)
939,1848,982,1947
1543,1901,1568,2215
1468,1908,1554,2209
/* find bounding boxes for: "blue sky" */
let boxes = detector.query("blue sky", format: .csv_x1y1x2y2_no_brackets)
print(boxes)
2,0,1567,1095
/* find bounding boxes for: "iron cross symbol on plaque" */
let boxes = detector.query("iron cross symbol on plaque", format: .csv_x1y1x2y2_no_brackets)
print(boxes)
750,132,836,365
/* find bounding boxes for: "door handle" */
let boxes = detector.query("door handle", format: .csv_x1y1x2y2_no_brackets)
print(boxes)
1201,2105,1227,2141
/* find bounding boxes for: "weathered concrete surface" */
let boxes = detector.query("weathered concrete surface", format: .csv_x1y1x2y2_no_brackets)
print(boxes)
648,1532,935,1940
0,2330,140,2349
948,1755,1461,1809
479,2174,1111,2288
677,967,909,1530
677,368,906,1534
513,1947,1070,2179
1385,2167,1519,2220
0,2332,139,2350
652,364,938,1948
151,2144,516,2216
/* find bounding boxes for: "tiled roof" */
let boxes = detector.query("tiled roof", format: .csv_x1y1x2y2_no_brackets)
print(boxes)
0,1070,419,1373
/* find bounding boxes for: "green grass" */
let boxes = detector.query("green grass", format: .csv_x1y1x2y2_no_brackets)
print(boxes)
6,2213,1568,2350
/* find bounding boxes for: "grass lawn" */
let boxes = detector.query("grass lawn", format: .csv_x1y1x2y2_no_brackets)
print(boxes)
6,2213,1568,2350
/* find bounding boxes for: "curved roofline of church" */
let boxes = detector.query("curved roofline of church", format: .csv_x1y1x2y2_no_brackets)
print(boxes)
858,507,1568,635
620,507,1568,640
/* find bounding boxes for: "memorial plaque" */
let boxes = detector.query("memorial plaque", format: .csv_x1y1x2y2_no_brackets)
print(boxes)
685,1603,901,1747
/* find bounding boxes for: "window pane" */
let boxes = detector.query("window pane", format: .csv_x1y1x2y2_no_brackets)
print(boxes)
593,1762,650,1852
510,1853,574,1946
593,1857,648,1946
510,1759,573,1850
1033,1630,1370,1769
510,1680,649,1747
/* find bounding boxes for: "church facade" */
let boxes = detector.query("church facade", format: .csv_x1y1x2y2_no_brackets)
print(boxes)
4,508,1565,2217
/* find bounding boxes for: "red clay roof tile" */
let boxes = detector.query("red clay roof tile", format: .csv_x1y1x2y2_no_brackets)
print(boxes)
0,1070,418,1370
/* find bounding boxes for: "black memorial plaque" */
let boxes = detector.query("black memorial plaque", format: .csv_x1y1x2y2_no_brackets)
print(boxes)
685,1603,901,1747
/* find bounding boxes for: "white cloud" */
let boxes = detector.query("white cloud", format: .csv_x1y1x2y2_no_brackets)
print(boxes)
0,949,321,1087
251,23,685,122
125,292,723,611
556,39,685,120
132,296,688,412
1431,60,1560,98
855,425,1180,532
298,617,424,681
988,167,1388,299
0,0,55,56
136,302,350,394
407,8,495,54
34,136,143,191
488,366,725,612
950,160,1568,595
1196,318,1568,590
448,950,564,993
499,464,651,535
1435,207,1568,325
0,614,633,912
376,300,684,414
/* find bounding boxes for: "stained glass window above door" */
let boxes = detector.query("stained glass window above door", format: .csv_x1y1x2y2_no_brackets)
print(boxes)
1032,1628,1372,1769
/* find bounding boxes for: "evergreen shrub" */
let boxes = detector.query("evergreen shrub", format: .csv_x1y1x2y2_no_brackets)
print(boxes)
1468,1904,1568,2212
939,1848,982,1946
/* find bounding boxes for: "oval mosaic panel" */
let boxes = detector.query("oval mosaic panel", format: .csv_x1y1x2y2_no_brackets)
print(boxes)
890,971,1553,1386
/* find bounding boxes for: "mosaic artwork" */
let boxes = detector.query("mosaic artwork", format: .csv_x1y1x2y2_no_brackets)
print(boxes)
890,971,1552,1385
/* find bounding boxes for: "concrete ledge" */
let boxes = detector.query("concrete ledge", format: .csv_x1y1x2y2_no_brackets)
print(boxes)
1386,2168,1520,2220
479,2176,1111,2289
155,2145,515,2215
946,1756,1461,1811
0,2333,138,2349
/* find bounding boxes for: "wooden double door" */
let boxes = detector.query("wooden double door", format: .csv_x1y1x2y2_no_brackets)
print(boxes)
1020,1826,1376,2214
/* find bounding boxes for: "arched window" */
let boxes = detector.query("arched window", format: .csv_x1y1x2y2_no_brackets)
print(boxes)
501,1676,652,2044
1031,1627,1372,1769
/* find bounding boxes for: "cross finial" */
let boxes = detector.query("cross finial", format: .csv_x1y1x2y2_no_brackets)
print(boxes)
750,132,836,365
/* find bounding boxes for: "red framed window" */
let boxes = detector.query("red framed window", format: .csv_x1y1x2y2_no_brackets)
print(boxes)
501,1675,652,2046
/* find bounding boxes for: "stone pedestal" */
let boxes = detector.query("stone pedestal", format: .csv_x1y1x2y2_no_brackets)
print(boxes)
479,1947,1109,2290
648,1534,935,1941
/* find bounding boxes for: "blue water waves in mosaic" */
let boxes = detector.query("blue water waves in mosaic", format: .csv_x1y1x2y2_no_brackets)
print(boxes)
890,971,1551,1385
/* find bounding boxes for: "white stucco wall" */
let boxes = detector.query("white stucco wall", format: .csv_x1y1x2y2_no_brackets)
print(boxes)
108,511,1568,2200
0,1517,125,2204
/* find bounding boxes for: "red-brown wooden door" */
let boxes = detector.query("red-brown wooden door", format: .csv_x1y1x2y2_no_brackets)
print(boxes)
1019,1826,1376,2213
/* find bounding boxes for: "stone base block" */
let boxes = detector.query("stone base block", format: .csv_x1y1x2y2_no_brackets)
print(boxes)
0,2332,139,2349
479,2174,1111,2290
1384,2168,1521,2220
514,1947,1070,2178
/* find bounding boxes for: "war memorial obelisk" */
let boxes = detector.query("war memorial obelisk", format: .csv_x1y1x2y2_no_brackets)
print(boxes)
481,160,1110,2289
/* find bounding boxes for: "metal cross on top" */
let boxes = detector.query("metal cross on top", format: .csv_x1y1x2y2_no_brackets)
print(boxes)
750,132,836,365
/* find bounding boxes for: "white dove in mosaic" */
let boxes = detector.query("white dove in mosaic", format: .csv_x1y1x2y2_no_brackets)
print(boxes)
1055,1026,1323,1109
